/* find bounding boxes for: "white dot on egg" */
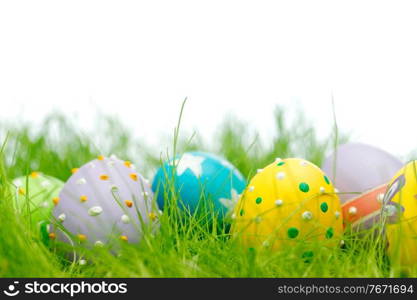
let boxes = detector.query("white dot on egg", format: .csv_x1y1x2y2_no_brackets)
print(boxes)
319,187,326,194
94,240,104,247
335,211,341,219
79,259,87,266
13,179,23,187
76,178,87,185
275,199,283,206
249,186,255,192
377,193,385,203
88,206,103,216
301,211,313,220
276,172,285,180
41,180,51,187
348,206,357,215
58,213,66,222
121,214,130,224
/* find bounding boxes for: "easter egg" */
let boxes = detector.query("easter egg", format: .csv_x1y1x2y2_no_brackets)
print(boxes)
50,155,159,249
11,172,63,240
322,143,402,203
384,161,417,266
152,152,247,219
233,158,343,250
322,143,402,231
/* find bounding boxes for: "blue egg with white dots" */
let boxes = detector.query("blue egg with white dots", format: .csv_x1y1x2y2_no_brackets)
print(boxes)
152,152,247,219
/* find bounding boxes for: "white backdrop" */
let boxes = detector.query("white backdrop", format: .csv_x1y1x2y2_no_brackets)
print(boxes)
1,0,416,158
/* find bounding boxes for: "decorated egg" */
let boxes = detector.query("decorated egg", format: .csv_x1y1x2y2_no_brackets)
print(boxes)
50,155,159,249
11,172,63,239
384,161,417,266
232,158,343,250
322,143,402,230
152,152,247,219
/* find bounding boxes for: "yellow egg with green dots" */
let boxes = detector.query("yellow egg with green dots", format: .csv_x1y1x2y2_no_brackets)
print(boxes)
232,158,343,251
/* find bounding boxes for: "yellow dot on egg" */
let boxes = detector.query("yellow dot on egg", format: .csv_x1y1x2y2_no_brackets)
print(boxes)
148,212,157,221
98,155,105,160
80,195,88,202
71,168,79,174
124,161,132,168
77,234,87,241
30,171,39,178
120,235,128,242
48,233,56,240
129,173,138,181
52,197,60,205
18,187,25,195
125,200,133,207
99,174,109,180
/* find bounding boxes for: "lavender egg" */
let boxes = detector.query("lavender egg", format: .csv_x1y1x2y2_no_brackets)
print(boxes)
322,143,402,203
50,155,159,248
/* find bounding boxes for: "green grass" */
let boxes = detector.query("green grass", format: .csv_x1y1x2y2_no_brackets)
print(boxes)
0,103,414,278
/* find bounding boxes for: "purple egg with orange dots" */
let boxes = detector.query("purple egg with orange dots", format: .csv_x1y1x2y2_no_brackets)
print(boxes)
322,143,402,230
50,155,159,251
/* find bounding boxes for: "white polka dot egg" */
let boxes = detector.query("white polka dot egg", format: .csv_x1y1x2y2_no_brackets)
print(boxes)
50,155,159,248
232,158,343,250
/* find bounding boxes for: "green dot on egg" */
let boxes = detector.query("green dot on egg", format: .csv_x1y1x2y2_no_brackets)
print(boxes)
302,251,314,263
277,161,285,166
299,182,310,193
240,209,245,216
324,175,330,185
255,197,262,204
320,202,329,213
287,227,299,239
325,227,334,239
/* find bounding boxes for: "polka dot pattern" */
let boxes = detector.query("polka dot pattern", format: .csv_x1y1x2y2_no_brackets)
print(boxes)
287,227,299,239
51,156,159,249
233,158,343,251
299,182,310,193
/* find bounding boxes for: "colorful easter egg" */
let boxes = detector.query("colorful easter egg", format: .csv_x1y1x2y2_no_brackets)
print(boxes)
152,152,247,219
322,143,402,230
233,158,343,251
322,143,402,203
50,155,159,249
384,161,417,266
11,172,63,240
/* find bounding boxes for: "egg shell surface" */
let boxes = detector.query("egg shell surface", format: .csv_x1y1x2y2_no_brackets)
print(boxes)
385,161,417,266
52,156,158,247
233,158,343,250
12,172,63,231
322,143,402,203
152,152,247,218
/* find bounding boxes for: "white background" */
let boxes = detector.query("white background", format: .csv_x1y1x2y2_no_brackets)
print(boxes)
1,0,416,159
